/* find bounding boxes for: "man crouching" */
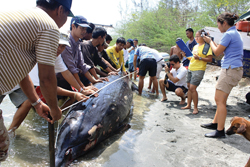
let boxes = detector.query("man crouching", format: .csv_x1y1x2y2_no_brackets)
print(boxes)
159,55,188,104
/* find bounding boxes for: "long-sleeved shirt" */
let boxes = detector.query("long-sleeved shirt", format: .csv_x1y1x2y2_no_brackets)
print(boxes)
80,41,108,69
61,34,91,75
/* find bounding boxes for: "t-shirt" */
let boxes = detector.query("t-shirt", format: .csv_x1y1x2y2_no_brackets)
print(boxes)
220,26,243,69
29,55,68,86
186,39,197,51
4,54,67,95
183,39,197,67
170,65,187,89
106,45,126,72
151,49,163,62
135,46,156,61
128,48,135,64
189,44,212,71
0,8,59,95
123,48,129,63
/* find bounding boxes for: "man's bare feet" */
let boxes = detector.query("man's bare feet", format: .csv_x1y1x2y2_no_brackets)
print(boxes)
179,99,185,105
181,105,191,109
161,97,168,102
192,108,199,115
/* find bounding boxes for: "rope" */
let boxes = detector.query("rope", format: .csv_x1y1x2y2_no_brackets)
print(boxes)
61,71,136,112
55,71,136,145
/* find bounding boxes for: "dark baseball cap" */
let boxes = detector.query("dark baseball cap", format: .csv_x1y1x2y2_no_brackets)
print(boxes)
54,0,74,17
70,16,90,28
127,38,134,47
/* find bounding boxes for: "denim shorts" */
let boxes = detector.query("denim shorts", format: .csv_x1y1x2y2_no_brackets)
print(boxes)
128,63,134,72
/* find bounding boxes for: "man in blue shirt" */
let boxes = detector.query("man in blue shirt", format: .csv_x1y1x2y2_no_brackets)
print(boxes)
183,28,197,67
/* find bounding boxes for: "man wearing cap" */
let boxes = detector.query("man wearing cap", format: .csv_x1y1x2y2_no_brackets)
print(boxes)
82,23,95,41
0,0,74,161
182,28,197,67
59,15,103,94
81,27,118,78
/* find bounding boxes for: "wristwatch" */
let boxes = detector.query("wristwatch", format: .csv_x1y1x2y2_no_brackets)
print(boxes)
199,57,202,60
31,98,41,106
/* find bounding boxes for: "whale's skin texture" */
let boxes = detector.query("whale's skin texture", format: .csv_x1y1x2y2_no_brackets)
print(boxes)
55,73,133,167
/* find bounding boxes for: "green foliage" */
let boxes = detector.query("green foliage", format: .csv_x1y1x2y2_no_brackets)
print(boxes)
114,0,250,53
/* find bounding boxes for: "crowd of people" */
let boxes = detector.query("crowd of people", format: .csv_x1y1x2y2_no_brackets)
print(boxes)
159,13,244,139
0,0,245,162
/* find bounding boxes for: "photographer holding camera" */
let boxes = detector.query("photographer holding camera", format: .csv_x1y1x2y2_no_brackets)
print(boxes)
181,29,213,115
159,55,188,104
200,13,243,138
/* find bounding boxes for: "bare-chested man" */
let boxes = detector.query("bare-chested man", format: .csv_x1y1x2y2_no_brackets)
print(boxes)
170,38,183,61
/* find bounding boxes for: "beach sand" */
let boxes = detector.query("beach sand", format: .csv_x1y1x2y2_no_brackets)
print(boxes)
127,64,250,167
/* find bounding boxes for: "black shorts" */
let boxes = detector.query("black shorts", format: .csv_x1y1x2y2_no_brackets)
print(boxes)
139,58,157,77
165,80,188,94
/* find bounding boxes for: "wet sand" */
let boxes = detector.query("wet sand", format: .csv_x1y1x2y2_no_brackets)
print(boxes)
1,64,250,166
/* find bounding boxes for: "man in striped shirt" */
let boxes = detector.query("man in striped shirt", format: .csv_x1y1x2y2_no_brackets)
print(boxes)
0,0,74,161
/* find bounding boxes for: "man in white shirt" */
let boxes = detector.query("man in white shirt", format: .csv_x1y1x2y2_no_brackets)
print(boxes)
159,55,188,104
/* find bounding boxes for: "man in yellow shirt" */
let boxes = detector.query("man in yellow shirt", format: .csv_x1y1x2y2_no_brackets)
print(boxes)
106,37,127,73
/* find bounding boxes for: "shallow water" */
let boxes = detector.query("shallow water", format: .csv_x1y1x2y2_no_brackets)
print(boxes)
0,84,158,167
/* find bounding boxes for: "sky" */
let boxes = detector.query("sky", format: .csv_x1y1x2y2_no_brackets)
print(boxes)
1,0,160,34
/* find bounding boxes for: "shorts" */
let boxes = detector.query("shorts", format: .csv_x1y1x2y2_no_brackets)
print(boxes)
186,70,205,86
216,67,243,94
129,63,134,72
165,80,188,94
156,60,164,79
139,58,157,77
0,88,28,108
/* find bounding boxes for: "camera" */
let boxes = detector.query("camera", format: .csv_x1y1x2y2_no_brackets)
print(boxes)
201,30,214,41
162,62,171,68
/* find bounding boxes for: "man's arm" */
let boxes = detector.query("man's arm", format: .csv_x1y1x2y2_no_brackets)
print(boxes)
95,67,108,77
89,67,100,79
164,66,179,83
102,57,118,71
61,70,82,91
133,54,138,72
38,64,61,123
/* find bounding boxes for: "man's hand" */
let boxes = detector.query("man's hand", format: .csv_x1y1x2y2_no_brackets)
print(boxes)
74,92,89,102
165,66,170,73
180,51,186,57
108,71,118,76
33,101,62,124
115,68,121,72
100,77,109,82
82,88,98,97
